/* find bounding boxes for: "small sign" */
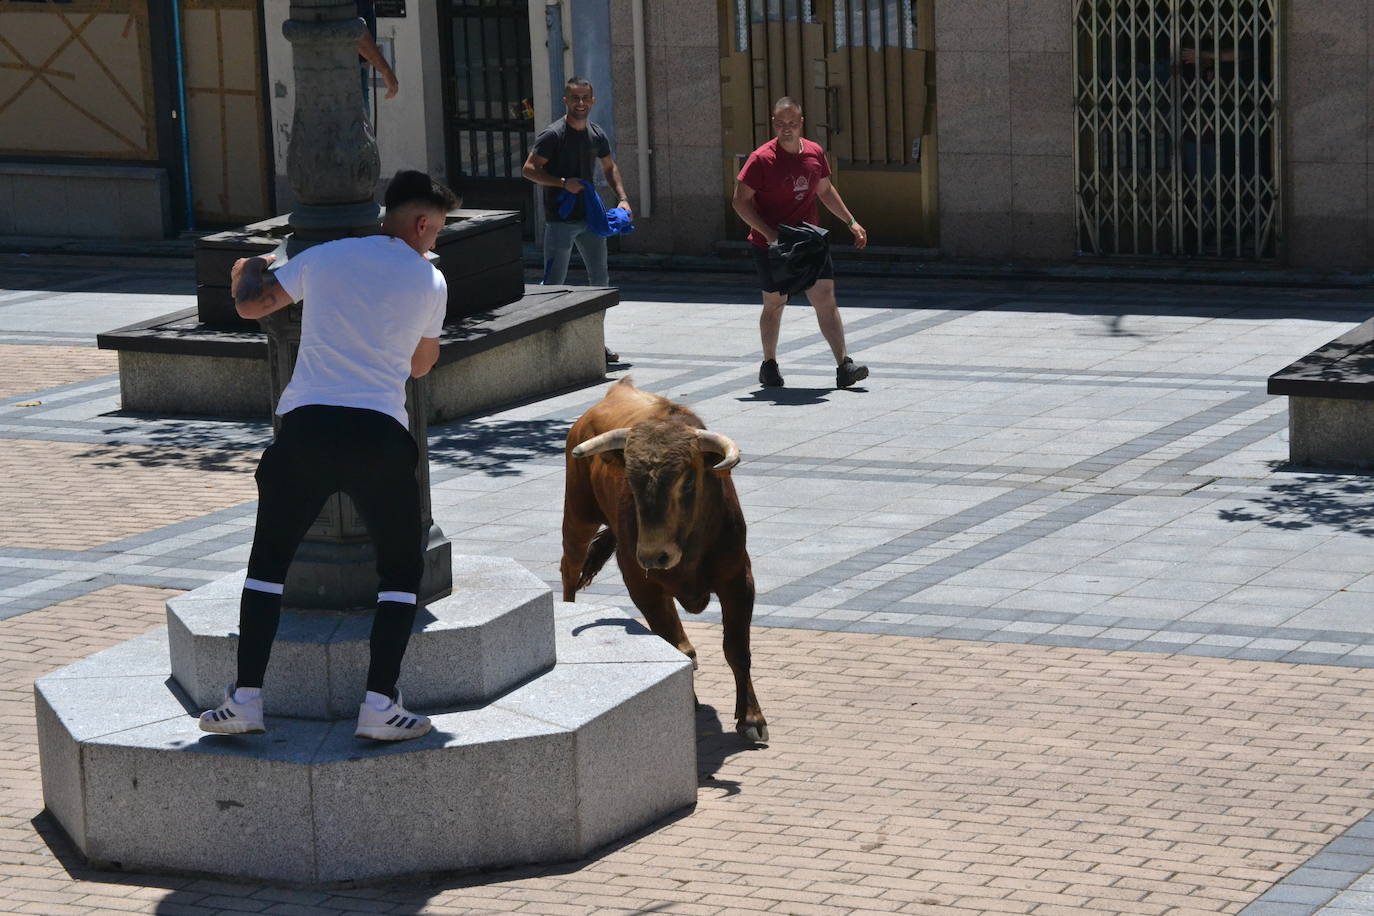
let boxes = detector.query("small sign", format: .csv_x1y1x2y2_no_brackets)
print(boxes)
376,1,406,16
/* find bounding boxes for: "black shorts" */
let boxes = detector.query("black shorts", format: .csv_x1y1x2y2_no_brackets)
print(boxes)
752,244,834,294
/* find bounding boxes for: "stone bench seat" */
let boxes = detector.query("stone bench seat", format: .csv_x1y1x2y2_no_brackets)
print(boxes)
1267,317,1374,469
96,283,615,423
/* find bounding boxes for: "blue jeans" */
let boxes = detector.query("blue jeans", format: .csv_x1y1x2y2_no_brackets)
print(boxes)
542,220,608,286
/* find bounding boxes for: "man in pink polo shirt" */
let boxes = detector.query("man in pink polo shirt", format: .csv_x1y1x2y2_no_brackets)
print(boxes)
732,96,870,390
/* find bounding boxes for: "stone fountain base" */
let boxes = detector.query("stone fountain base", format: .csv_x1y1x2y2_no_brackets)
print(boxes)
35,557,696,884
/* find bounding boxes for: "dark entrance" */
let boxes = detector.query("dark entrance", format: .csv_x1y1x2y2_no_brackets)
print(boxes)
1073,0,1281,260
439,0,536,237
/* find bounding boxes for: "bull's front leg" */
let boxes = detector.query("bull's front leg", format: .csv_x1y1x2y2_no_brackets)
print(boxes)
560,516,600,602
718,571,767,742
623,572,698,666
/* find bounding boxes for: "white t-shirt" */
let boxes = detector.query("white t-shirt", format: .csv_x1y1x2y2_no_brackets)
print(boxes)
273,235,447,428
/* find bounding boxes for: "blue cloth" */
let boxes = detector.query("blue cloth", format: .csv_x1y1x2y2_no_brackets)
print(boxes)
555,185,635,238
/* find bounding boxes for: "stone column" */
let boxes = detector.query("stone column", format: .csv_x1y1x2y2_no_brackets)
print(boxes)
283,0,380,248
262,0,451,610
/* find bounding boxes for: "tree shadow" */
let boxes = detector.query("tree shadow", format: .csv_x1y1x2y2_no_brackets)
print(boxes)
68,420,263,471
427,416,570,477
1277,335,1374,384
1218,470,1374,535
70,415,269,472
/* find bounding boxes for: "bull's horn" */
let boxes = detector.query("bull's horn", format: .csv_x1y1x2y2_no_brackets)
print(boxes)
572,428,631,457
696,430,740,470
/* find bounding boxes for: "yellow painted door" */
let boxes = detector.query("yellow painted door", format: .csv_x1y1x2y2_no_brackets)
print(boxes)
719,0,936,247
182,0,271,226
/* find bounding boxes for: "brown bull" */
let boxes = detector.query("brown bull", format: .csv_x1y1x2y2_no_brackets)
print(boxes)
561,377,767,741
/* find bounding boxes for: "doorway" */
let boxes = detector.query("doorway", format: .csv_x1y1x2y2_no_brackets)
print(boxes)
440,0,536,236
1073,0,1281,259
719,0,937,247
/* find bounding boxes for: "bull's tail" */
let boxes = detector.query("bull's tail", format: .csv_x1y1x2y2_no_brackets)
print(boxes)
576,527,617,590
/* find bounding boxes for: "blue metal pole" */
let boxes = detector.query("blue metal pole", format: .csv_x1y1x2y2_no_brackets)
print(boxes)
169,0,195,230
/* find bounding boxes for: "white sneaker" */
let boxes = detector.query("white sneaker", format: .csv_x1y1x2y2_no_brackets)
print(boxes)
355,691,431,742
199,685,265,735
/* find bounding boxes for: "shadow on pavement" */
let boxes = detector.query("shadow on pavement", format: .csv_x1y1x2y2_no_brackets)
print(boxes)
1219,471,1374,536
738,386,831,406
428,416,570,476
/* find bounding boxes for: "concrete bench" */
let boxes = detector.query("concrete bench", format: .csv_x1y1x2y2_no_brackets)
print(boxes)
1267,317,1374,469
99,207,614,422
97,283,614,423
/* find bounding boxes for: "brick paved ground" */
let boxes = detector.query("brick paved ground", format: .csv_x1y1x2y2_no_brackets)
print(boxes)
0,346,116,401
0,439,257,551
5,259,1374,914
6,590,1374,914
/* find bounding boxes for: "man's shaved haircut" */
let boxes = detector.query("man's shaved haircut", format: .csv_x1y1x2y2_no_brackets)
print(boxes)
772,97,802,116
566,76,594,95
384,170,459,213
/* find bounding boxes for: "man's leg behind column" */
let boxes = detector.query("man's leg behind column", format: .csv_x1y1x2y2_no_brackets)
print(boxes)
572,227,609,287
342,411,432,741
571,227,620,363
542,220,578,285
200,413,334,734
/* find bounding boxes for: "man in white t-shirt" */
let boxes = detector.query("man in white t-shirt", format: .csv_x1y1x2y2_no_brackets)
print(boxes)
199,170,456,742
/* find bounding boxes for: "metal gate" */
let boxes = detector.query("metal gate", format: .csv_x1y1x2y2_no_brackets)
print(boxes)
1073,0,1281,259
439,0,535,231
720,0,935,246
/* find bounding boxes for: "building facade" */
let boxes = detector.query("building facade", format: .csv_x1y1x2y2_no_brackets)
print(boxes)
2,1,1371,271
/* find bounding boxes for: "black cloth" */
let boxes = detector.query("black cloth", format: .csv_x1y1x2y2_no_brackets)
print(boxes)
753,222,832,296
531,117,612,222
236,404,423,696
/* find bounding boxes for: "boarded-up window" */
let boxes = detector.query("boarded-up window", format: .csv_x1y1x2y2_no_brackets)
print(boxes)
0,0,157,159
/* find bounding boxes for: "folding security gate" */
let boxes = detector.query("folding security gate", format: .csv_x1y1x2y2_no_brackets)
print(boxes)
1073,0,1281,259
720,0,935,246
440,0,535,233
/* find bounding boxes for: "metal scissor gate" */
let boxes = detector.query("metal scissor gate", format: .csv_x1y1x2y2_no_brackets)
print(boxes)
1073,0,1281,259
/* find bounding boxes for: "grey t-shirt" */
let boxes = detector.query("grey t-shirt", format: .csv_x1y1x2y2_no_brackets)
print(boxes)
531,117,611,222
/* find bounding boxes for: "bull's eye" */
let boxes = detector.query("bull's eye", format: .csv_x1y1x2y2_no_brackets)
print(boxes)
681,477,696,502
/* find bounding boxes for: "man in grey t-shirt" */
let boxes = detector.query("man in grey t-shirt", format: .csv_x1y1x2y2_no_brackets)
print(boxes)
522,76,631,364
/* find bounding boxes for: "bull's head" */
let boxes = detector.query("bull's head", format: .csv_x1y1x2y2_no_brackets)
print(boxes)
572,421,739,571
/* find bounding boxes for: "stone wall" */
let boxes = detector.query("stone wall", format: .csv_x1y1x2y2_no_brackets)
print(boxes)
933,0,1075,261
1284,0,1372,270
594,0,1372,269
607,0,728,256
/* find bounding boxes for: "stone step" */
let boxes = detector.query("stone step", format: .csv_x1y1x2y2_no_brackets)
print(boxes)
36,600,696,885
167,556,556,719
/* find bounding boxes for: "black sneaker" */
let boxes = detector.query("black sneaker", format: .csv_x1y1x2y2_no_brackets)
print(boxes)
604,346,619,365
758,359,784,387
837,357,869,388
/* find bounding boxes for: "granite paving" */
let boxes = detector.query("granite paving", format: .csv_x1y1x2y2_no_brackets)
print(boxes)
2,254,1374,913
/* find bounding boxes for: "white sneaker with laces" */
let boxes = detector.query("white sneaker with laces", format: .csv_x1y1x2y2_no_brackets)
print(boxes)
355,691,432,741
199,685,265,734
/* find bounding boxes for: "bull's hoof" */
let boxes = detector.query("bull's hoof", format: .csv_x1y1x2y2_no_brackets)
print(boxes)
737,721,768,743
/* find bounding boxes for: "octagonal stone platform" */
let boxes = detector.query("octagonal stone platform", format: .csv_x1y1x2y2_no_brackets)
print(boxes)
169,556,556,719
36,559,697,885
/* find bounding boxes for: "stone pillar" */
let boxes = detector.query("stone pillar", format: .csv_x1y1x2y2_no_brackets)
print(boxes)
262,0,451,610
283,0,380,247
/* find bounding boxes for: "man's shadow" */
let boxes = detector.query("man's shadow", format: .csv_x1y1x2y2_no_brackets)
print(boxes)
738,386,832,406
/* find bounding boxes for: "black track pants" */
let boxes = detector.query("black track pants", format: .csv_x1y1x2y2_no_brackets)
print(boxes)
236,405,424,698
